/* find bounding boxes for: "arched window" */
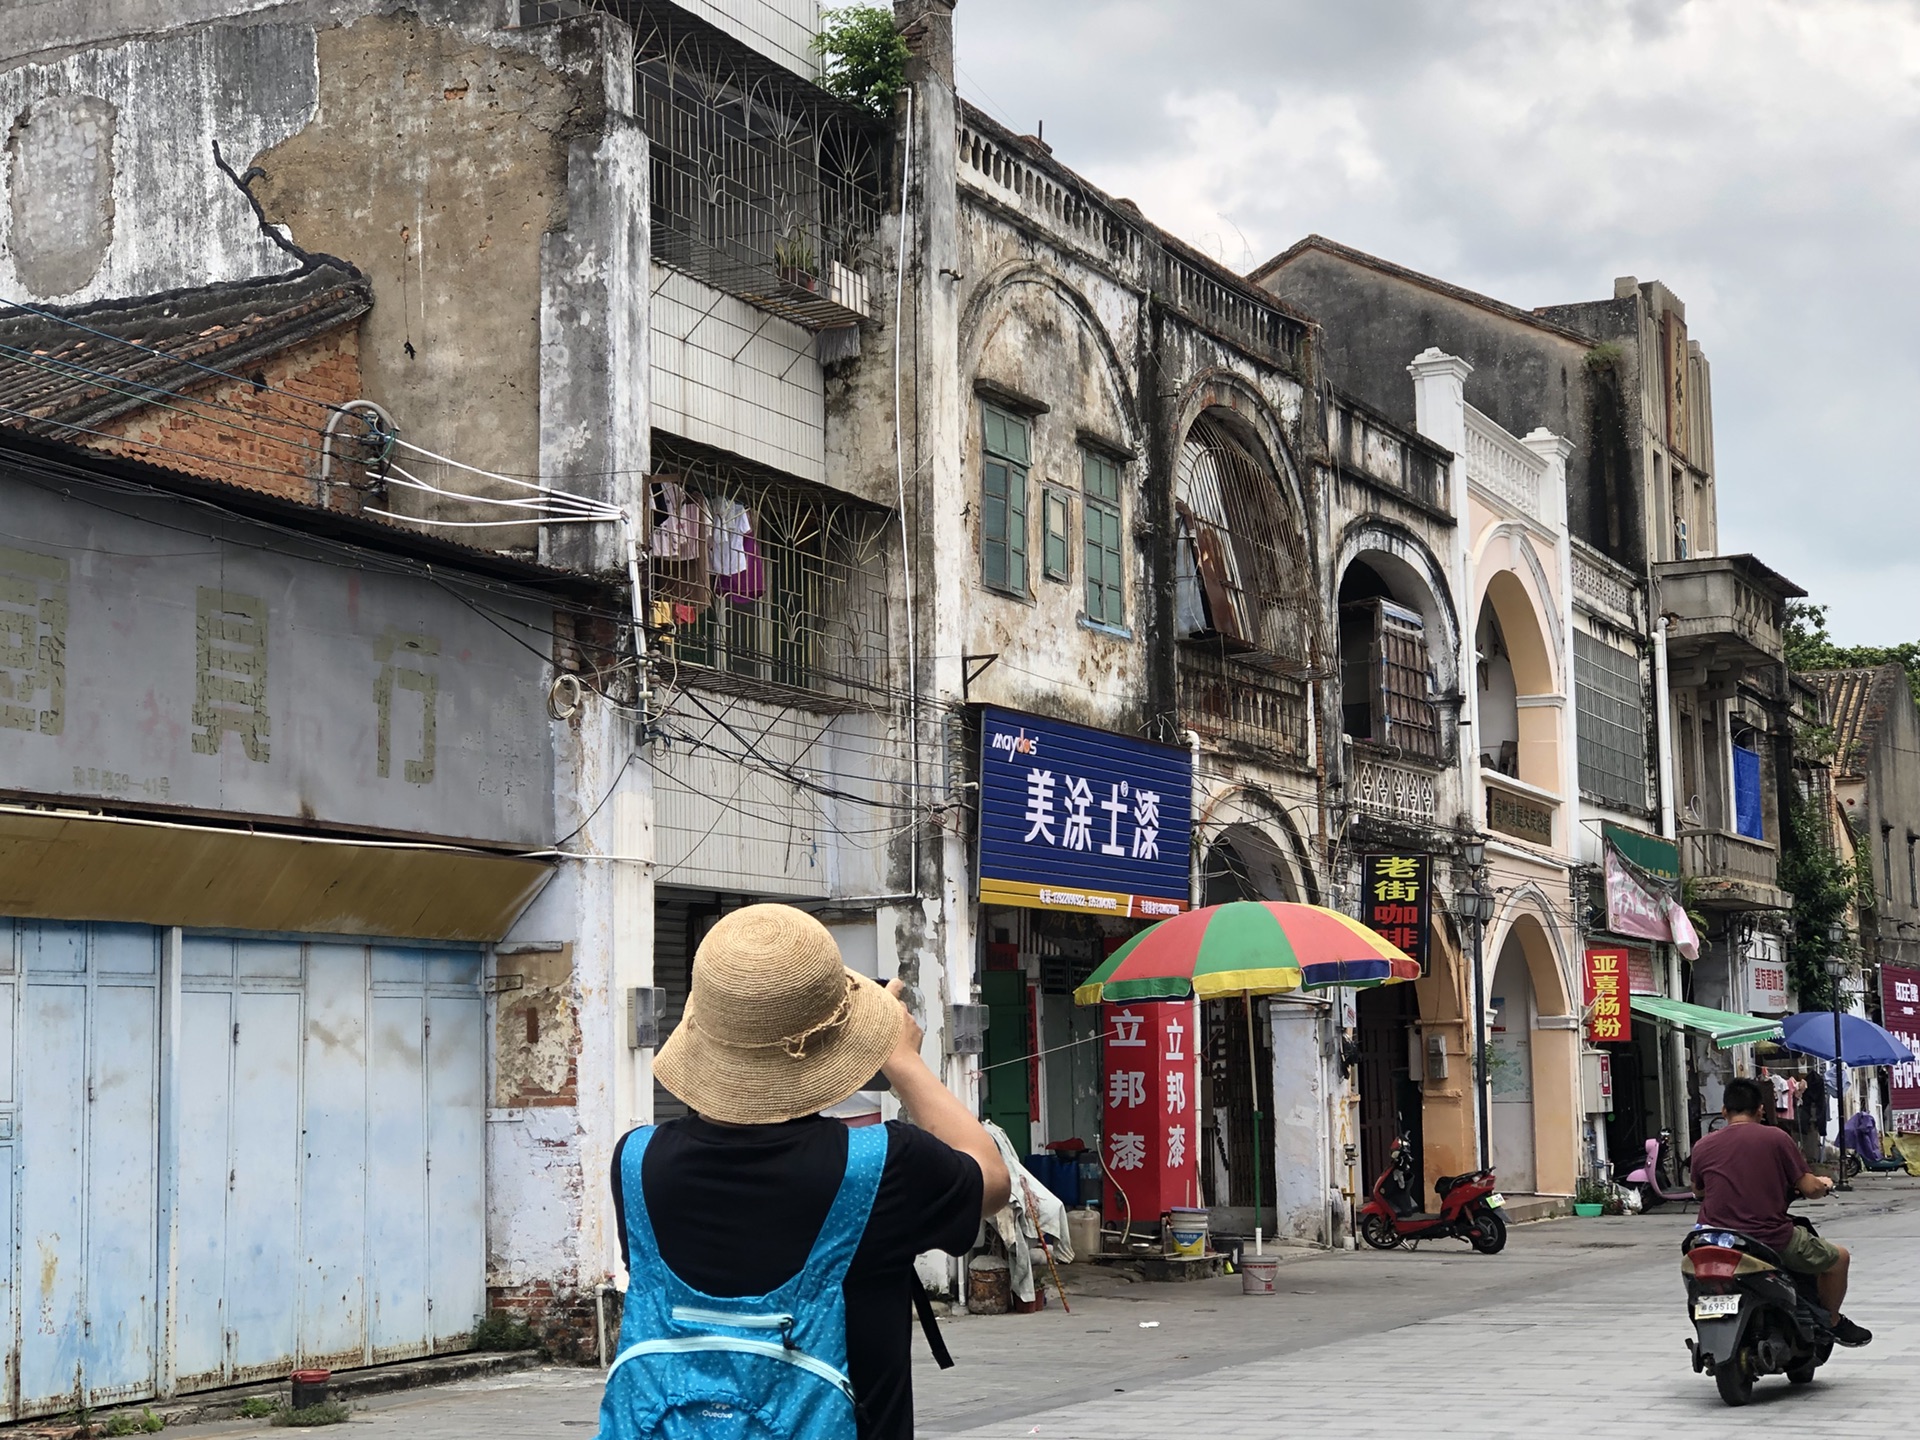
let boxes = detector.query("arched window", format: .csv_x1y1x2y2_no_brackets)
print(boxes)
1173,416,1311,671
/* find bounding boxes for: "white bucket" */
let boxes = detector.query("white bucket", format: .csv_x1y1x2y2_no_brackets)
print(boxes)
1166,1206,1209,1259
1241,1254,1280,1295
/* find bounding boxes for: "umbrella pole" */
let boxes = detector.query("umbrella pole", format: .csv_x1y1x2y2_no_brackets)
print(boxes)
1245,990,1263,1256
1833,1007,1850,1192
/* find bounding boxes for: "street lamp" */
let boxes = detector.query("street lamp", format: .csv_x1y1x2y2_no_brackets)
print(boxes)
1827,920,1850,1191
1454,847,1495,1173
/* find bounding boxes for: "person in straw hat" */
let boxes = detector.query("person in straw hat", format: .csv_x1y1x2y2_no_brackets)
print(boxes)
604,903,1011,1439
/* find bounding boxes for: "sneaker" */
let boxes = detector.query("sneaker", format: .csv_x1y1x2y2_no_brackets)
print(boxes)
1829,1314,1873,1347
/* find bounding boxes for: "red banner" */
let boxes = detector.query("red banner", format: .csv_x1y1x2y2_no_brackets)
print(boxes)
1882,964,1920,1133
1584,946,1631,1044
1102,1000,1201,1218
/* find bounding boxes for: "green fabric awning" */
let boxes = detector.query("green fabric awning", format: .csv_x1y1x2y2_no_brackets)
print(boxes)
1629,995,1783,1050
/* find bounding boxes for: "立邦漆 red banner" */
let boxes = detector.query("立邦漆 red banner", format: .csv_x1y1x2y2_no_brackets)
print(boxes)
1882,964,1920,1133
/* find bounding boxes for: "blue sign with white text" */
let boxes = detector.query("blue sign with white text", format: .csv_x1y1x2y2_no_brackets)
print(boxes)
977,707,1193,918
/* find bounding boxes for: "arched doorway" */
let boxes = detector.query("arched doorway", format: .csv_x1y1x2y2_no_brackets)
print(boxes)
1488,930,1537,1191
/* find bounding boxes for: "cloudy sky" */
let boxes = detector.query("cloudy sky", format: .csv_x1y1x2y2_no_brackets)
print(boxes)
953,0,1920,645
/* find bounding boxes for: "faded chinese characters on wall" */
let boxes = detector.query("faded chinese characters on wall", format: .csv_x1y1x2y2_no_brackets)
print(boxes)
0,543,68,736
19,571,442,788
374,626,440,784
192,587,271,761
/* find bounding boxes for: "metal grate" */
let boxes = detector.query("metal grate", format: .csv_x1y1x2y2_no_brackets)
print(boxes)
626,1,881,328
1574,630,1647,810
1173,416,1313,668
647,442,892,705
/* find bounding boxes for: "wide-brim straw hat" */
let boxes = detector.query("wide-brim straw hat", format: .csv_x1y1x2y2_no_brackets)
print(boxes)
655,903,904,1125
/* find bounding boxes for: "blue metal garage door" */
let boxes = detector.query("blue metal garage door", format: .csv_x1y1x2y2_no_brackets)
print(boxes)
1,920,485,1418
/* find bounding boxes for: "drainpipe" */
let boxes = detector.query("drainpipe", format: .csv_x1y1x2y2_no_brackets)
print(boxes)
1653,616,1676,841
1187,729,1203,909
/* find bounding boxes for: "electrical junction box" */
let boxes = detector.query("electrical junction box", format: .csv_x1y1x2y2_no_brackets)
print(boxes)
1581,1050,1614,1114
947,1003,988,1056
1424,1032,1449,1083
628,987,665,1049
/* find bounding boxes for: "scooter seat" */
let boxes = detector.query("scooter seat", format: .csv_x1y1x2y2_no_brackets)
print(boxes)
1433,1173,1478,1196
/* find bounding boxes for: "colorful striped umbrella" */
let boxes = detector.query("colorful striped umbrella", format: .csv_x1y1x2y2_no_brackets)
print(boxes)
1073,901,1420,1007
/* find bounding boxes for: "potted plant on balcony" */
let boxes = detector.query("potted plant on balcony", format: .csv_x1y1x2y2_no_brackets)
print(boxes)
774,223,818,293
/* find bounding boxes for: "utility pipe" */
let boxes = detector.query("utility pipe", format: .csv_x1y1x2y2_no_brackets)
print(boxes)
1653,615,1676,841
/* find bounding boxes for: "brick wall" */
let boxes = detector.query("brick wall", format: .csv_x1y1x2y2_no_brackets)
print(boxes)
487,1279,610,1365
84,324,362,504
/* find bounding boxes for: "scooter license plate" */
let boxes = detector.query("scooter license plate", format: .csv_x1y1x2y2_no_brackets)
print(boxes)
1485,1193,1505,1208
1693,1294,1740,1320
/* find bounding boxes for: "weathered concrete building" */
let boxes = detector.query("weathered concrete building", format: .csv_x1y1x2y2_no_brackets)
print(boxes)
1257,238,1804,1186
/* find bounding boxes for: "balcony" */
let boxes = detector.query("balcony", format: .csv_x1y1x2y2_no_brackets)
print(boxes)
1655,555,1805,682
1680,829,1791,912
1179,649,1309,765
1350,744,1439,828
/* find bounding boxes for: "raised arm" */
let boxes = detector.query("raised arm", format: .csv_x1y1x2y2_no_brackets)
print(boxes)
882,980,1013,1217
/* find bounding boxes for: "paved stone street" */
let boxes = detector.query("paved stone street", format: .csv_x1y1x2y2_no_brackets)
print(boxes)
166,1180,1920,1439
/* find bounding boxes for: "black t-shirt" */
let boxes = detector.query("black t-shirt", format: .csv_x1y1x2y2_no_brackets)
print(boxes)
611,1115,982,1440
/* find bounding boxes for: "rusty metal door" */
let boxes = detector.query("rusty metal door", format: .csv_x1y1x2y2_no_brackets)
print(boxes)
5,920,485,1415
11,921,161,1420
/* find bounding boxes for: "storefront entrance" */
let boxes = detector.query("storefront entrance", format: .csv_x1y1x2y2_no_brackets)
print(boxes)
1489,936,1538,1192
1356,981,1422,1200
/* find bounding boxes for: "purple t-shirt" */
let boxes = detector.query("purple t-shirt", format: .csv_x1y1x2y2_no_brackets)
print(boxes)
1690,1121,1808,1248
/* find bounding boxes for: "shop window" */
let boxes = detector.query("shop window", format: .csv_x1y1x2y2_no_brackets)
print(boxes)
981,404,1031,596
1041,489,1071,582
1339,595,1439,761
1081,448,1125,627
1172,416,1310,665
1575,630,1646,810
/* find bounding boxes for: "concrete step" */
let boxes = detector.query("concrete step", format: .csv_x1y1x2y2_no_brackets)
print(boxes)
1501,1193,1572,1224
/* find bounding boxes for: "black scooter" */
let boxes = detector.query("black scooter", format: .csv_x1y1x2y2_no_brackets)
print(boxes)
1681,1218,1833,1406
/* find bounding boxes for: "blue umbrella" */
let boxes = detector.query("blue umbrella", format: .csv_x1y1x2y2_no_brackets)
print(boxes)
1780,1012,1916,1067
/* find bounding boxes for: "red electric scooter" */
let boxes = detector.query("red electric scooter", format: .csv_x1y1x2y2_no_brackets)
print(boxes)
1358,1134,1507,1253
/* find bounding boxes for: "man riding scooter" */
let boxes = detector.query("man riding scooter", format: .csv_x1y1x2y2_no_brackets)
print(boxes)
1689,1077,1872,1348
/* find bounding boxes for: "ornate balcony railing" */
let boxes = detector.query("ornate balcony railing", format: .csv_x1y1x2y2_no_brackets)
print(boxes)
1350,747,1439,827
1464,405,1545,516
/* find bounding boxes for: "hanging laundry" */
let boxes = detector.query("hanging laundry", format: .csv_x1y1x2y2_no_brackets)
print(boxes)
708,498,752,578
716,532,768,605
650,477,705,561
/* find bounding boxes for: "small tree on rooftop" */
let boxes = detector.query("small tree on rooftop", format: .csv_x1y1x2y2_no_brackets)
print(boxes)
812,5,910,117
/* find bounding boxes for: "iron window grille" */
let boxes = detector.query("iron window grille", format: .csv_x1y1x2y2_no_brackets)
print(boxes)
981,404,1030,596
1172,416,1312,668
1573,629,1647,810
647,444,891,705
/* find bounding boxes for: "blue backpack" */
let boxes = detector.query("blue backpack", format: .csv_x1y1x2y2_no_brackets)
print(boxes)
597,1123,888,1439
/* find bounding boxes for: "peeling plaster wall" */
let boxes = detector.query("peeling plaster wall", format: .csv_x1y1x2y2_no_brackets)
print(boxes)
0,23,316,301
254,12,587,527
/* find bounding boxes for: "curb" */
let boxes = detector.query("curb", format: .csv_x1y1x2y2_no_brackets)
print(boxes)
69,1350,545,1433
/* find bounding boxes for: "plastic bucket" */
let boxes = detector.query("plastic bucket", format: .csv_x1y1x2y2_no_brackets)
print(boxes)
1240,1255,1279,1296
966,1256,1010,1315
1066,1207,1102,1260
290,1369,331,1409
1574,1202,1604,1217
1166,1206,1209,1258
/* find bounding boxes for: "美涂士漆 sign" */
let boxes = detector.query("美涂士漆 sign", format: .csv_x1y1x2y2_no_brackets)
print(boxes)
977,707,1192,918
1585,946,1632,1044
1361,854,1430,974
